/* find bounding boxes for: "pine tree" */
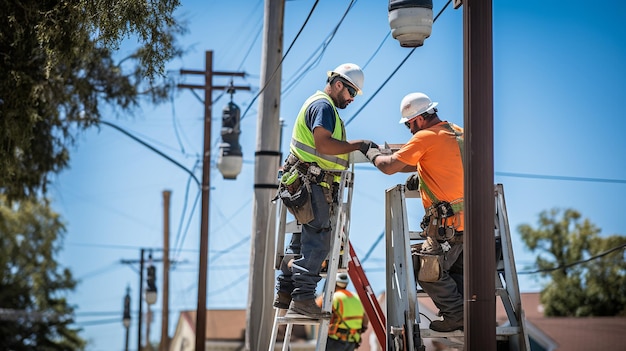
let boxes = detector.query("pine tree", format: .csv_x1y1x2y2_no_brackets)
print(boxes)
0,195,85,350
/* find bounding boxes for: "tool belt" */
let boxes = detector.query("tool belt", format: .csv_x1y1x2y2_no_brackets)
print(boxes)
415,199,463,282
420,199,463,246
275,154,340,224
283,153,340,203
330,327,360,343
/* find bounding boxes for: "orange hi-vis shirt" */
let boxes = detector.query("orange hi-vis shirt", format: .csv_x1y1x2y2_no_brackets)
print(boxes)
395,121,464,231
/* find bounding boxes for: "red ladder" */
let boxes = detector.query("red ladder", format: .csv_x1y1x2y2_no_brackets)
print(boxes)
348,242,386,349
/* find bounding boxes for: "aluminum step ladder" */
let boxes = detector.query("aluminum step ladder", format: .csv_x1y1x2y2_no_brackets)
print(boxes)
268,170,354,351
384,183,530,351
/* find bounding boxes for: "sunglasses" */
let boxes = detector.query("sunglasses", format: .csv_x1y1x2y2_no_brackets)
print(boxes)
404,118,416,129
337,78,357,98
344,84,357,98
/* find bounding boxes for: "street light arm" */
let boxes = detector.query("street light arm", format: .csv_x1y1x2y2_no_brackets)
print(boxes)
99,120,201,186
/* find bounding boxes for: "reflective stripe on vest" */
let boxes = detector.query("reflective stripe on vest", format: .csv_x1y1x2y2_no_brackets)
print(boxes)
290,91,349,170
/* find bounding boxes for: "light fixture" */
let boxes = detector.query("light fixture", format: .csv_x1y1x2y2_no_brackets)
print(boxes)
145,264,158,305
217,86,243,180
388,0,433,47
122,286,131,328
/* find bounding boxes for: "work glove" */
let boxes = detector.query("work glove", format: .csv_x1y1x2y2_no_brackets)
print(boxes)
365,147,382,163
358,140,379,154
358,140,381,164
405,173,420,191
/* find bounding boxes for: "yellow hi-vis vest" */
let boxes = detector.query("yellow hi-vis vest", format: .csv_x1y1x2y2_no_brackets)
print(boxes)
290,91,349,171
328,289,365,343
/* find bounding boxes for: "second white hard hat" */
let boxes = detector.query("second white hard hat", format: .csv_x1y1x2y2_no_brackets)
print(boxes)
336,272,349,288
398,92,438,123
327,63,364,95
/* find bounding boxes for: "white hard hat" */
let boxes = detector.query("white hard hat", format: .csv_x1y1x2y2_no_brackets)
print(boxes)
327,63,364,95
398,92,438,123
336,272,349,288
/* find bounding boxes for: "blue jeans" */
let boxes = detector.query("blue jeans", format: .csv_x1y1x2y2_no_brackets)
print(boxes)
276,183,333,301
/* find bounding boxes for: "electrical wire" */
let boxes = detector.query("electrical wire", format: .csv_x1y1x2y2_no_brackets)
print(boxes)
280,0,358,98
344,0,453,126
239,0,322,122
517,242,626,275
496,171,626,184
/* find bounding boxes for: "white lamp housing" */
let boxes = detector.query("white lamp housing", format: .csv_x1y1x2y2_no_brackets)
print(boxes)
388,0,433,47
217,148,243,180
145,289,157,305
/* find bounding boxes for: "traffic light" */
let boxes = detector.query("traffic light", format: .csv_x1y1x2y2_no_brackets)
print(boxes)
217,101,243,179
145,264,157,304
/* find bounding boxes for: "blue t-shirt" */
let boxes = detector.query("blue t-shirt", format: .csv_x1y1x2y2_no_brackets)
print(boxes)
305,98,336,134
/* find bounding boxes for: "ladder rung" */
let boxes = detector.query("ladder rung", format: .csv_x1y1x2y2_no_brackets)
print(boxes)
420,328,464,338
276,314,329,325
496,326,521,336
419,326,521,339
408,231,424,240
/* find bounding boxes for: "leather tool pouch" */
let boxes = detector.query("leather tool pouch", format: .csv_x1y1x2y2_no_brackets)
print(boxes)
278,174,314,224
418,253,442,282
411,243,442,282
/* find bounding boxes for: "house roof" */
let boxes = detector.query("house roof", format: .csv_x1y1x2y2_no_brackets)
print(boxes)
514,293,626,351
174,293,626,350
177,309,308,341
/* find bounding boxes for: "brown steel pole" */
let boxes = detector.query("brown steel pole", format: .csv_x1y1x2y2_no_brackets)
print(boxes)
463,0,496,350
195,50,213,351
161,190,171,351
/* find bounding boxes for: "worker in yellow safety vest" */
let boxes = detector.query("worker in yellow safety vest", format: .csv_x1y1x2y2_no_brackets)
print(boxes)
317,273,369,350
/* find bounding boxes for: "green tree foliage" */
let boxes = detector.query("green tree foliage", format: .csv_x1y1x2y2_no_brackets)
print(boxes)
518,208,626,317
0,0,185,200
0,195,85,350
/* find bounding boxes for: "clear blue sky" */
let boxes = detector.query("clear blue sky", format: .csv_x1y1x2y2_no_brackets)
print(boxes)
50,1,626,350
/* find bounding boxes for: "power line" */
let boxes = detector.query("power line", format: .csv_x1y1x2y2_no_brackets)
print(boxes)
518,242,626,275
496,171,626,184
240,0,322,121
345,0,453,126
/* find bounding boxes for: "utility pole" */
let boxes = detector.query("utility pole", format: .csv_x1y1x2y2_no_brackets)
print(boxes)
246,1,285,350
462,0,496,350
160,190,171,351
138,249,145,351
178,51,249,351
121,251,164,351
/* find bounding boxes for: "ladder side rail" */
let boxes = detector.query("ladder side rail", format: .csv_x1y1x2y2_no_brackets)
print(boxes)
315,320,330,351
495,185,522,311
340,172,355,270
348,243,386,350
268,309,281,351
282,323,294,351
275,202,289,269
385,185,421,351
316,170,353,350
495,184,531,351
493,193,519,329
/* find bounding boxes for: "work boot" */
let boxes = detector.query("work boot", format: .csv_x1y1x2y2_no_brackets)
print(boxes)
287,299,331,319
272,291,292,309
430,318,464,332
